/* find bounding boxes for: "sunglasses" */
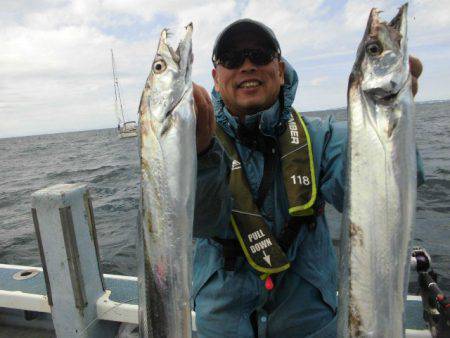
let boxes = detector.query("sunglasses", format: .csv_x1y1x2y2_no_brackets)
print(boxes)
215,49,279,69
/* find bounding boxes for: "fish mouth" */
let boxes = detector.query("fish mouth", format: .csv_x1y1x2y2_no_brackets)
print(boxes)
367,4,407,49
389,4,407,34
158,23,193,67
387,3,407,50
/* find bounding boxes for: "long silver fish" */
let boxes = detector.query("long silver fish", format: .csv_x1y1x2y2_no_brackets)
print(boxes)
137,23,195,338
338,4,416,337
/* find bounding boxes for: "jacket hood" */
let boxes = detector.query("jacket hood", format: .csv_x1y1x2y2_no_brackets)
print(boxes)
212,58,299,137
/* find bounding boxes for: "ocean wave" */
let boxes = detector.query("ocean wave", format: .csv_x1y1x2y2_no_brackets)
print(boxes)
95,197,138,213
90,166,134,183
435,168,450,175
46,165,118,180
0,197,15,209
422,178,450,191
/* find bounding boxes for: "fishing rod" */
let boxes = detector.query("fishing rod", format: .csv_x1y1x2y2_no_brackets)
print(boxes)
411,247,450,338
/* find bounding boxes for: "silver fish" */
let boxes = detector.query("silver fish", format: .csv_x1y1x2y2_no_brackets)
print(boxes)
338,4,416,337
137,23,195,338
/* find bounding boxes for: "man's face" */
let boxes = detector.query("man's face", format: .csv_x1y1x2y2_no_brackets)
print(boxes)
212,33,285,120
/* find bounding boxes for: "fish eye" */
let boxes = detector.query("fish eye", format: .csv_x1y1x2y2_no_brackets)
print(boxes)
366,41,383,56
152,59,167,74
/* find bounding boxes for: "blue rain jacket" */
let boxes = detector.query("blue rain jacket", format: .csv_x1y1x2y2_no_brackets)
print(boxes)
192,61,424,338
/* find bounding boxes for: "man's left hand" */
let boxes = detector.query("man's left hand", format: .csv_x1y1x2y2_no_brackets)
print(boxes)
409,56,423,97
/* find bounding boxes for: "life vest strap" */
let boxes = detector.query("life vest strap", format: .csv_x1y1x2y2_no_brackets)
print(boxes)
279,199,325,250
213,237,243,271
255,136,278,209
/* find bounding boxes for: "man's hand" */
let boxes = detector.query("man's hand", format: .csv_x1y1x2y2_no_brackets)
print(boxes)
409,56,423,97
193,83,215,154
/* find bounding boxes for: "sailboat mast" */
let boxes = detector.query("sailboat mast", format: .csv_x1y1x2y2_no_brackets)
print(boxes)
111,49,126,125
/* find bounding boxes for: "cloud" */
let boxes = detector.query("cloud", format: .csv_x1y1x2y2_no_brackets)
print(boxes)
1,0,450,137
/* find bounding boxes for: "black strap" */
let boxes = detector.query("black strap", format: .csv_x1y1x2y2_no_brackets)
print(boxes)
236,122,260,150
255,138,278,209
278,218,301,251
213,237,243,271
278,200,325,251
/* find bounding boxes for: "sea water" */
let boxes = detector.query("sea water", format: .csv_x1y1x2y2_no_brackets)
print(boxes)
0,100,449,293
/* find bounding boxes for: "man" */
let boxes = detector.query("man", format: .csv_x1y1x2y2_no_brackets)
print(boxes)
192,19,423,338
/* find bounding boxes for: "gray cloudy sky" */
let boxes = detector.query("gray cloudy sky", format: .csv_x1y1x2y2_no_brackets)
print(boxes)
1,0,450,138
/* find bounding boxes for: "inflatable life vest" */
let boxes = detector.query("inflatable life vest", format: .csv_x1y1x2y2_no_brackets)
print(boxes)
215,109,317,278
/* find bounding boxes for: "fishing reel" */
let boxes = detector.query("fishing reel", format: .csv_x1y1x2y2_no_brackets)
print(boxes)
411,247,432,272
411,247,450,338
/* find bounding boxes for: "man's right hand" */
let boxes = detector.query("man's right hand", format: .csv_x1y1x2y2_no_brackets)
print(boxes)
193,83,216,154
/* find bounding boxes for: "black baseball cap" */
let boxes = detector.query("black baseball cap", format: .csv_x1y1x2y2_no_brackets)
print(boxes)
212,19,281,65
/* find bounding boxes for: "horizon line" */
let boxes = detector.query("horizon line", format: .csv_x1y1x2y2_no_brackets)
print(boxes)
1,98,448,140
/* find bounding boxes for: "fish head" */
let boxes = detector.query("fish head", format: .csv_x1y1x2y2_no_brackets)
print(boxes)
356,4,409,102
141,23,193,128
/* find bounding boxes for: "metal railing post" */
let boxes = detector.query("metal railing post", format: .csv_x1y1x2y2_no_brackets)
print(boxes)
31,183,117,337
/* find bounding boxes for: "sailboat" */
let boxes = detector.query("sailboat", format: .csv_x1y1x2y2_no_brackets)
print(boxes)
111,49,137,139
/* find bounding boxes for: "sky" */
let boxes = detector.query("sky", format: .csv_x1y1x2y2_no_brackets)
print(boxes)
1,0,450,138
